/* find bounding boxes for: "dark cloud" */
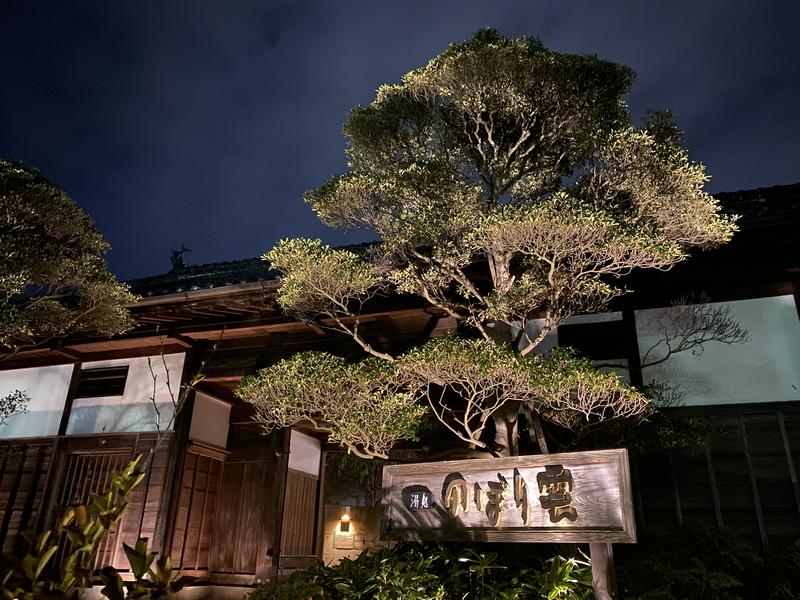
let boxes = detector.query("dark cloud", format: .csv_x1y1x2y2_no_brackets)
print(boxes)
2,0,798,279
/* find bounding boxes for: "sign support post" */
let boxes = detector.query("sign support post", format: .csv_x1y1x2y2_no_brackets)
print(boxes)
589,542,616,600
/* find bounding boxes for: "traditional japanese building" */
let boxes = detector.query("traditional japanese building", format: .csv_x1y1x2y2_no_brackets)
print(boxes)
0,182,797,592
0,245,455,590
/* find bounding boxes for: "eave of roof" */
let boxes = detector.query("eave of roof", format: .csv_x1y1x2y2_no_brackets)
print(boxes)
129,279,280,308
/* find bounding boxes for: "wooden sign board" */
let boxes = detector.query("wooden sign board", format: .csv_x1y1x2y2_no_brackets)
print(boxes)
381,448,636,544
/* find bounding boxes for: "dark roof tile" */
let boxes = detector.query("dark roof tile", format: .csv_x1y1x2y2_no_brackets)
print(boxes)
716,182,800,228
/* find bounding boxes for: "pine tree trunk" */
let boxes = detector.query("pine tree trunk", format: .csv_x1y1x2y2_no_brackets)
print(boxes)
486,320,520,456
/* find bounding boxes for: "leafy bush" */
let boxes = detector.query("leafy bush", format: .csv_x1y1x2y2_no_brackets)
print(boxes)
247,543,593,600
100,537,193,600
247,572,322,600
616,530,800,600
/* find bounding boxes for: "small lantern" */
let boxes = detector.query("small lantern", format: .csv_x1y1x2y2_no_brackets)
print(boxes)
339,506,351,532
334,505,355,549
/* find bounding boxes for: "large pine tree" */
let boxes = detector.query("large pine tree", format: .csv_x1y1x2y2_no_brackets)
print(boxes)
237,30,735,459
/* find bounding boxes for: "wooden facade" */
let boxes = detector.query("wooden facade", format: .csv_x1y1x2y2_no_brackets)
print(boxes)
0,433,173,571
0,439,56,555
0,299,454,586
634,402,800,550
169,446,224,574
0,428,311,585
0,183,796,586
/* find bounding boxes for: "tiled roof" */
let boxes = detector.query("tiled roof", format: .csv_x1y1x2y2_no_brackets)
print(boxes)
128,183,800,298
716,182,800,228
128,256,278,298
128,242,376,298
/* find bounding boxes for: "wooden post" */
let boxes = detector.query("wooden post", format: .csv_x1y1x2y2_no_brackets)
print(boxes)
590,542,616,600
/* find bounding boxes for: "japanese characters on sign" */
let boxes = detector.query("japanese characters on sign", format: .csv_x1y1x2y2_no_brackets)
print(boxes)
402,485,435,511
401,465,577,527
382,449,636,544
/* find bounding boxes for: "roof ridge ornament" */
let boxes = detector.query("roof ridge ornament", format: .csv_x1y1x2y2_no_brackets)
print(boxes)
170,243,191,270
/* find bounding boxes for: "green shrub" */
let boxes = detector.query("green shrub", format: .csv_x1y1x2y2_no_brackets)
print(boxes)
246,543,593,600
616,530,800,600
249,532,800,600
241,569,322,600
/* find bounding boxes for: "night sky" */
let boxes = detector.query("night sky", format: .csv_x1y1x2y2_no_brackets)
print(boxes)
2,1,799,281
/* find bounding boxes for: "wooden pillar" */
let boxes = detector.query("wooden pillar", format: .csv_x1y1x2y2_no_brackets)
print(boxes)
57,363,82,436
271,429,292,578
590,543,616,600
739,417,769,552
668,451,684,527
777,412,800,516
315,450,328,561
159,348,202,558
705,446,725,530
621,309,644,388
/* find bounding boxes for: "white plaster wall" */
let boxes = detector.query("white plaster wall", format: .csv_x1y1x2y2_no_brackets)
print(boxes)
0,364,73,438
513,318,558,353
514,312,623,354
67,353,185,434
637,295,800,406
289,430,321,476
189,392,231,448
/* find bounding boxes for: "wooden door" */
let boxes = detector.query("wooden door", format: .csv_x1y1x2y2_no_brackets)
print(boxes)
169,445,224,576
279,430,322,569
209,431,287,584
280,470,320,560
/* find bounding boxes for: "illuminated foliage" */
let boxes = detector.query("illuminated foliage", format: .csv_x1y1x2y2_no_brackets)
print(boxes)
246,30,736,457
264,238,392,360
0,160,135,355
236,352,425,459
399,335,649,446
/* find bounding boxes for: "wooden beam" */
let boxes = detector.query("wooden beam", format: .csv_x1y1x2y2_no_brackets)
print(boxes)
668,452,683,527
777,412,800,516
51,346,82,361
202,375,243,385
57,364,82,436
315,450,327,562
621,310,644,388
630,451,646,530
739,417,769,551
65,334,193,353
704,446,725,530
